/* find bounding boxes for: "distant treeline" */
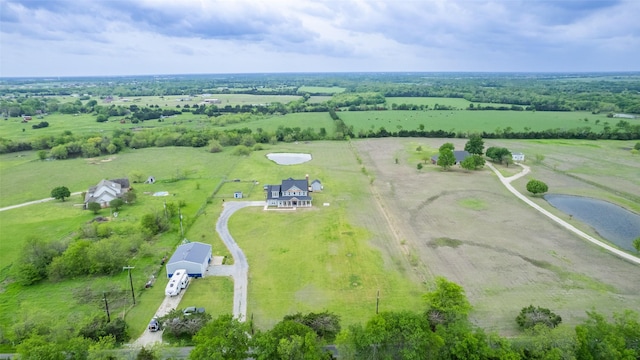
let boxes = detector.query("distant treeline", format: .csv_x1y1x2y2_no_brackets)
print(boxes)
2,114,638,157
2,72,639,113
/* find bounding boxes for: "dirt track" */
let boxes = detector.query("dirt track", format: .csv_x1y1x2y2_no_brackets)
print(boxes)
353,138,640,334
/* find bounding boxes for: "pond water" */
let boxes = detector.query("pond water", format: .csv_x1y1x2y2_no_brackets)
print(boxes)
266,153,312,165
544,194,640,252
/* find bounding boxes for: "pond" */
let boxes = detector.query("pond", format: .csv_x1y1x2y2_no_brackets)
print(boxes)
266,153,312,165
544,194,640,252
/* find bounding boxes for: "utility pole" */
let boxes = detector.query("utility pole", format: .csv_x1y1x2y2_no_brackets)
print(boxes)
123,266,135,305
103,292,110,322
179,208,184,239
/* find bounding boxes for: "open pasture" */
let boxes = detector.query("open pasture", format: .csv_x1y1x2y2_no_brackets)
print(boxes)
108,94,303,108
1,137,639,341
386,96,520,109
0,111,212,143
0,146,237,207
340,109,610,134
353,137,640,334
297,86,346,94
219,112,335,135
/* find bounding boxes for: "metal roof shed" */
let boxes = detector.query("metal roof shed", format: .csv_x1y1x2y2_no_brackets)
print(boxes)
166,242,212,278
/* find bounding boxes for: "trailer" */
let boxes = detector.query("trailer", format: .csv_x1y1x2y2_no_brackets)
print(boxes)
165,269,189,296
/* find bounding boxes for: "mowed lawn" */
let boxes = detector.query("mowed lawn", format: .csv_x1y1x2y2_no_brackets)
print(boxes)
224,141,426,329
340,109,610,134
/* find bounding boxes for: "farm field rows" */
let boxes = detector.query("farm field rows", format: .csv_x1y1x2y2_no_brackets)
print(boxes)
353,137,640,334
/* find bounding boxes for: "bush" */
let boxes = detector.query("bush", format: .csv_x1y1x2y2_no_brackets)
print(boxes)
526,179,549,196
516,305,562,329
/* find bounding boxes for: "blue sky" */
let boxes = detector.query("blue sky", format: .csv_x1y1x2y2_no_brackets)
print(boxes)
1,0,639,77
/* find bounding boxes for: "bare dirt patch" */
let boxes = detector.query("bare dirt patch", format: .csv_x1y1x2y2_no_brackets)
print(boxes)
352,138,640,335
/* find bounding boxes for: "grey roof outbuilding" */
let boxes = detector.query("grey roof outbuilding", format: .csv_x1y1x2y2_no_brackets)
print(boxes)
166,241,212,278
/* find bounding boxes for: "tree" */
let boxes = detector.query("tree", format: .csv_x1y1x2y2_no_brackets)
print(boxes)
437,148,456,170
122,190,137,204
284,311,342,343
516,305,562,330
336,311,443,359
14,237,63,285
526,179,549,196
51,186,71,201
575,310,640,360
110,198,124,211
159,309,211,339
252,320,326,360
87,202,102,214
439,142,454,152
423,277,472,329
190,314,250,360
129,171,145,183
486,147,511,164
464,134,484,155
37,150,47,160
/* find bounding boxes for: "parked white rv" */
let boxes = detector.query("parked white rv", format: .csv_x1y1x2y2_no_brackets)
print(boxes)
165,269,189,296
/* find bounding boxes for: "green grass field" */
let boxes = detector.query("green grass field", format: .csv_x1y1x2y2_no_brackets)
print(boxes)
297,86,346,94
386,96,518,109
1,117,639,349
340,109,610,134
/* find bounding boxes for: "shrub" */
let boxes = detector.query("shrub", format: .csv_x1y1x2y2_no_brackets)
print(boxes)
516,305,562,329
526,179,549,196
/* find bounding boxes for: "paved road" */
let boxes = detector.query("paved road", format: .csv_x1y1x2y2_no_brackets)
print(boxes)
0,192,83,212
131,289,188,347
487,162,640,265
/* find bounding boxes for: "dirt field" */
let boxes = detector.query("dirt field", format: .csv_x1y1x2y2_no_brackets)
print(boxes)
352,138,640,335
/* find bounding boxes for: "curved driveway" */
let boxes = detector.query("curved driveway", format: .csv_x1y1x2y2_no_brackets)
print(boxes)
487,163,640,265
216,201,265,321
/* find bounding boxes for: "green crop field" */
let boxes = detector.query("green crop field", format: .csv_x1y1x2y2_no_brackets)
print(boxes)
220,112,336,134
386,96,516,109
297,86,346,94
340,109,610,134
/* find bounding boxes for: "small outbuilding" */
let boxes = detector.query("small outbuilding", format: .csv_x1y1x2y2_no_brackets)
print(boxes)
512,152,525,162
166,241,212,278
234,191,243,199
310,179,323,192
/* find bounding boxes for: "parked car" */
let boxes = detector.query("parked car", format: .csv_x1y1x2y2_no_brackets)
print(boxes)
183,306,205,315
148,318,160,332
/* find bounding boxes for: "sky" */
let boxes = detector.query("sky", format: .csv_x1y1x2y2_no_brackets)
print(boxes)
1,0,639,77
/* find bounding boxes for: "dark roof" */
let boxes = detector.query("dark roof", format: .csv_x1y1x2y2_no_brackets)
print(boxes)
110,178,130,189
168,242,212,265
311,179,321,184
281,177,308,192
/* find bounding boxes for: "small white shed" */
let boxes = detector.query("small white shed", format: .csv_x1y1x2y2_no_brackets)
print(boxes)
234,191,243,199
166,241,212,278
512,152,525,162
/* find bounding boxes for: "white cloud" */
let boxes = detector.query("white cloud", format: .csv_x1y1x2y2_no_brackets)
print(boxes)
1,0,639,76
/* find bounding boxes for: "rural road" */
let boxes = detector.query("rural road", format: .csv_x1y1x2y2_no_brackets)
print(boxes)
131,200,263,347
215,201,265,321
0,192,83,212
487,162,640,265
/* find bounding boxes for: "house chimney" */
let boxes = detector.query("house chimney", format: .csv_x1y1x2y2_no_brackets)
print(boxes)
305,174,309,181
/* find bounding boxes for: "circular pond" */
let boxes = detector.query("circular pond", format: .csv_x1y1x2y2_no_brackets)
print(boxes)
544,194,640,252
266,153,312,165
